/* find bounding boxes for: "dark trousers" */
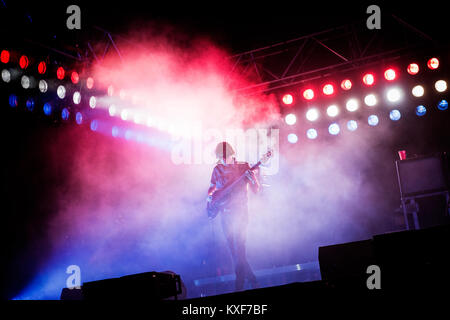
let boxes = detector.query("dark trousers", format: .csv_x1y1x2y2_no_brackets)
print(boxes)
221,205,257,291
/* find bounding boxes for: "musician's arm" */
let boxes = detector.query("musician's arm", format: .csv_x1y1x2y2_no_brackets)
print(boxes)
246,168,260,194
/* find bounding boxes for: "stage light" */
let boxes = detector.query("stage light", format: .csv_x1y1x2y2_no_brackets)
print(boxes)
86,77,94,89
303,89,314,100
90,120,98,131
1,50,10,64
71,71,79,84
21,75,30,89
416,105,426,116
435,80,447,92
326,105,339,117
146,116,153,127
26,99,35,111
347,120,358,131
109,104,116,116
287,133,298,144
43,103,52,116
427,58,439,70
306,128,318,139
323,84,334,95
282,93,294,105
412,85,424,97
363,73,375,86
364,94,377,106
39,80,48,93
407,63,419,75
341,79,352,90
19,55,29,69
76,112,83,125
389,109,401,121
328,123,340,135
120,109,129,121
89,96,96,108
368,115,379,126
38,61,46,74
306,108,319,121
57,67,65,80
9,94,18,107
2,69,11,82
73,91,81,104
346,98,359,112
107,85,114,97
61,108,70,120
384,69,396,81
133,114,142,124
386,88,402,102
57,85,66,99
285,113,297,125
438,100,448,111
112,126,119,137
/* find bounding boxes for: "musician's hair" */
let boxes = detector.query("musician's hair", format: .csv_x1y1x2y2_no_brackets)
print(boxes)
215,141,235,159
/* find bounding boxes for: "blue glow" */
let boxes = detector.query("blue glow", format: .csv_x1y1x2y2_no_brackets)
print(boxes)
437,100,448,111
26,99,35,111
347,120,358,131
43,103,52,116
287,133,298,144
416,105,426,116
9,94,18,107
90,120,98,131
389,109,401,121
306,128,317,139
75,112,83,125
368,115,379,126
61,108,70,120
112,126,119,137
328,123,340,135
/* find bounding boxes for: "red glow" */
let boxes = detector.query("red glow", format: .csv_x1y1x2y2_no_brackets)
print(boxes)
323,84,334,95
303,89,314,100
427,58,439,70
19,55,29,69
362,73,375,86
407,63,419,75
57,67,65,80
1,50,10,64
341,79,352,90
71,71,79,84
86,77,94,89
38,61,47,74
282,93,294,105
384,68,396,81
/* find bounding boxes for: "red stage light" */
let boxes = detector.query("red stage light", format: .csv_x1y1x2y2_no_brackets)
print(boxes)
384,68,396,81
71,71,79,84
323,84,334,95
427,58,439,69
86,77,94,89
1,50,10,64
407,63,419,75
38,61,46,74
282,93,294,105
363,73,375,86
303,89,314,100
19,55,29,69
341,79,352,90
57,67,65,80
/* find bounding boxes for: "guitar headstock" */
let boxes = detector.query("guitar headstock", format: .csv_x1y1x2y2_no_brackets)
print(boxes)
260,149,273,164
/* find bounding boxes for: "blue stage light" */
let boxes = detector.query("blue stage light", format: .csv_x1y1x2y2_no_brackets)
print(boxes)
328,123,340,135
287,133,298,144
90,120,98,131
347,120,358,131
368,115,379,126
416,105,426,116
61,108,70,120
75,112,83,125
437,100,448,111
306,128,318,139
112,126,119,137
9,94,18,107
389,109,401,121
43,103,52,115
26,99,35,111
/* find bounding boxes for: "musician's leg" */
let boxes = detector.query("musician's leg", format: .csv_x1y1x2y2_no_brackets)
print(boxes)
220,211,237,264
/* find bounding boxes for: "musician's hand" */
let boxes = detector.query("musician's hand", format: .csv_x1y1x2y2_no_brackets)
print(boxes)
206,195,212,203
245,170,256,184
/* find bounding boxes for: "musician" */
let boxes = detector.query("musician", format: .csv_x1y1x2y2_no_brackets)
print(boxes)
207,141,259,291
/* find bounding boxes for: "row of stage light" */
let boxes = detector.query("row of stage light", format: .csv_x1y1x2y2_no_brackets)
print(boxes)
278,57,448,143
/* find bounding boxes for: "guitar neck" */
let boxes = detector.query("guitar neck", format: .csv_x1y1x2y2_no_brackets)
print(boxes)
215,161,261,201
